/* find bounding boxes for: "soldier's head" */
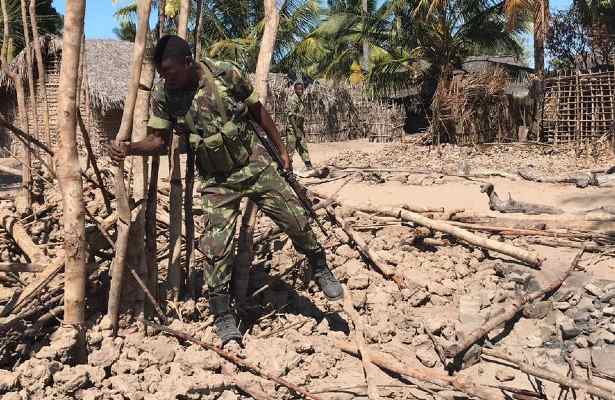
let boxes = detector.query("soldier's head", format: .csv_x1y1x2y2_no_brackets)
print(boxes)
293,82,304,97
153,35,196,90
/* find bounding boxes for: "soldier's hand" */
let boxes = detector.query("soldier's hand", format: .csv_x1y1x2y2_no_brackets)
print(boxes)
107,140,130,164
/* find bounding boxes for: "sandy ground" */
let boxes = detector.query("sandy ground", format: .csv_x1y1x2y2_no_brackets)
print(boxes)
304,139,615,214
2,140,615,400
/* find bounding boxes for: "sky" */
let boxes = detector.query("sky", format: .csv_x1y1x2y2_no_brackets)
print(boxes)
53,0,574,40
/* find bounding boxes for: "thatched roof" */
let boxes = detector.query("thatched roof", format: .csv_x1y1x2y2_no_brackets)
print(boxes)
0,35,133,113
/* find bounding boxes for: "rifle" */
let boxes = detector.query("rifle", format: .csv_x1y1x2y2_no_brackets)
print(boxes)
249,120,329,238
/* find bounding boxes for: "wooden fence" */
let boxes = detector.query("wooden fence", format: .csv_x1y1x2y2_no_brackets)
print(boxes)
542,68,615,145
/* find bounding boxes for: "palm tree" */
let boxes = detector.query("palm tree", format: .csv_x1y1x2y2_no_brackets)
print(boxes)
0,0,62,61
499,0,548,76
112,0,320,72
280,0,391,81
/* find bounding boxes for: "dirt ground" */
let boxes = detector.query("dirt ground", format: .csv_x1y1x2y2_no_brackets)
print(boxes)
1,139,615,400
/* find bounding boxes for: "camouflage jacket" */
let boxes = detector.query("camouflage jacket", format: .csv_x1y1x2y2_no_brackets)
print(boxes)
286,92,305,132
147,57,272,184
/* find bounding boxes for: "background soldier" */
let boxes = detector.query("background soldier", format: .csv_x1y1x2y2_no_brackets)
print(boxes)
285,81,314,172
108,35,343,345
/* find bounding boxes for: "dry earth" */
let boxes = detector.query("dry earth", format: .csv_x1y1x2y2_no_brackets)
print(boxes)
0,140,614,400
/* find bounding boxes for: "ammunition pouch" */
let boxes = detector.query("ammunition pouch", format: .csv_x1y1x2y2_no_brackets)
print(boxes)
191,121,251,176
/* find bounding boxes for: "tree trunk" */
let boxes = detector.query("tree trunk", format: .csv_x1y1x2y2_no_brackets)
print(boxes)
128,55,155,319
233,0,281,301
29,0,52,156
166,0,190,302
56,0,87,329
108,0,153,334
177,0,189,38
4,69,31,213
1,0,10,62
533,0,548,78
20,0,40,158
194,0,204,59
145,0,167,310
254,0,279,103
362,0,369,73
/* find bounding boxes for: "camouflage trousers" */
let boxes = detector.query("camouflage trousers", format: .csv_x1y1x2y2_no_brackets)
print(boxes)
200,164,321,288
284,126,312,166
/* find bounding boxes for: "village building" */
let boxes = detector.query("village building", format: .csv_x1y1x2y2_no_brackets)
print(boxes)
0,36,132,157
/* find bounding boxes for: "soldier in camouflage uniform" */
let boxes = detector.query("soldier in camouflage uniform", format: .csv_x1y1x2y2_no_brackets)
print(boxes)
108,35,343,345
284,81,313,170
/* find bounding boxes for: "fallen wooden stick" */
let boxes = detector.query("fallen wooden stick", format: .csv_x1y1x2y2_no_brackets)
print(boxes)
343,287,383,400
141,320,323,400
357,206,544,268
0,210,48,264
221,363,271,400
482,348,615,400
451,214,614,236
481,183,564,215
333,340,504,400
0,263,44,273
447,220,601,241
447,249,583,359
326,206,406,289
576,360,615,383
0,164,21,176
526,237,606,252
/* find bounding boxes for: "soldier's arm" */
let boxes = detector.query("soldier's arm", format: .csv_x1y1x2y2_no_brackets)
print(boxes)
126,127,171,156
221,62,292,169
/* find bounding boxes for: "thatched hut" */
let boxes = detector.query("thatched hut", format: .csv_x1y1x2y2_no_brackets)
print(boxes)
0,36,132,156
428,56,536,145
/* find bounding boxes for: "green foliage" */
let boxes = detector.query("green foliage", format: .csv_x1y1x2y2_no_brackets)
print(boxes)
111,0,528,96
0,0,63,61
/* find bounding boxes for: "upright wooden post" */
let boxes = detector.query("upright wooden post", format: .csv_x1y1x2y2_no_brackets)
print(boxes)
56,0,87,331
19,0,40,153
234,0,281,301
129,52,155,319
29,0,52,156
166,0,190,301
108,0,153,334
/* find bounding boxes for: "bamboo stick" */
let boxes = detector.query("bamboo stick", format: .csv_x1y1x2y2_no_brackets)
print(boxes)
326,206,406,288
359,206,544,268
482,349,615,400
108,0,153,334
447,249,583,359
141,320,324,400
343,287,383,400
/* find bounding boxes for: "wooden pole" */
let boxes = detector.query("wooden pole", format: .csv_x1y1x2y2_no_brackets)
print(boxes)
360,206,544,268
334,340,504,400
0,0,9,62
483,349,615,400
166,0,190,302
142,320,324,400
326,206,406,289
129,54,155,319
194,0,204,59
108,0,153,334
28,0,52,157
56,0,87,328
343,288,383,400
448,249,583,359
19,0,40,163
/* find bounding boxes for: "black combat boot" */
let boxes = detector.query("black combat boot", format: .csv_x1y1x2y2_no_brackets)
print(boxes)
208,285,242,345
307,249,343,300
